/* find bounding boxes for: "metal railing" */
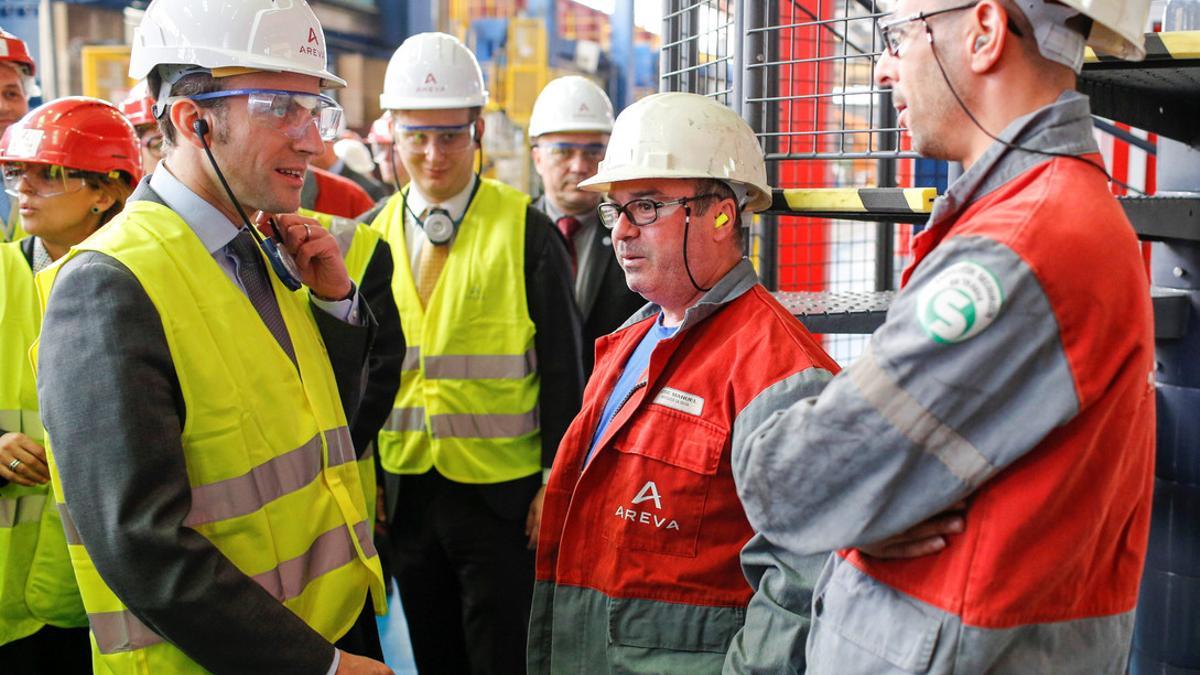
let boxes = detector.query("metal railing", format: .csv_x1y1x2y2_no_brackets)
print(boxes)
661,0,921,360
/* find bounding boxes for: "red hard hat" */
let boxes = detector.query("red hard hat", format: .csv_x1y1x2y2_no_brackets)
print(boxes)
119,80,156,128
0,97,142,183
0,28,36,77
367,112,392,145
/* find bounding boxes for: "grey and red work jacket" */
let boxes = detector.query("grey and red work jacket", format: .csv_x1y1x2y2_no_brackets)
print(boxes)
730,91,1156,674
528,259,840,673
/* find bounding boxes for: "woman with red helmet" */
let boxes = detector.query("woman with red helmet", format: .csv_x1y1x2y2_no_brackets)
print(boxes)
118,80,164,175
0,96,140,672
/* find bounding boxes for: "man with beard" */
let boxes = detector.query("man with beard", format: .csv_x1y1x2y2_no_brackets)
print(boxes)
731,1,1157,672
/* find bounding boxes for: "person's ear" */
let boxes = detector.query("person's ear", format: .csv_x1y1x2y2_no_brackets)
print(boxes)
967,0,1009,73
473,116,486,146
170,98,209,149
710,198,738,242
88,190,116,217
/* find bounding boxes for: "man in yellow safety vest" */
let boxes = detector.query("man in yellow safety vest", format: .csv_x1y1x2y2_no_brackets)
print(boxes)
34,1,393,673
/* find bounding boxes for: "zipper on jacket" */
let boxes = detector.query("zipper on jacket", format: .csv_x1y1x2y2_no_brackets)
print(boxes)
582,379,647,473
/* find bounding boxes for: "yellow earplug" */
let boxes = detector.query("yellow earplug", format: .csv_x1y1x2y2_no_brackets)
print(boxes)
714,213,730,229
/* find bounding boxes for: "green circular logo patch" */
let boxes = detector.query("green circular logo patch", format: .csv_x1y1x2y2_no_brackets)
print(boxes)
916,261,1004,344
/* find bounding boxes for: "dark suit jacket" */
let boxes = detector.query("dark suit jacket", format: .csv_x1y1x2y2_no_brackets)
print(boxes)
36,186,376,674
534,196,646,376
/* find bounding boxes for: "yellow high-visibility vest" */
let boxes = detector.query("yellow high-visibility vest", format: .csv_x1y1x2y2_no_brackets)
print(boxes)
0,241,84,646
370,178,540,484
34,202,386,673
1,205,24,243
302,208,383,525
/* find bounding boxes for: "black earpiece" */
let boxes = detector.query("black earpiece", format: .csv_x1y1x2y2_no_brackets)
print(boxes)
193,118,209,137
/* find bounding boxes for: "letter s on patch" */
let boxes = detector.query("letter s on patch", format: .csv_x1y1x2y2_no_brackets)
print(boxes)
916,260,1005,344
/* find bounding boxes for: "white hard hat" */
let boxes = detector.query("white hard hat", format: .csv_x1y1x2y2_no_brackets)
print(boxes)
1014,0,1150,71
528,76,614,138
334,138,375,175
380,32,487,111
579,92,772,213
129,0,346,88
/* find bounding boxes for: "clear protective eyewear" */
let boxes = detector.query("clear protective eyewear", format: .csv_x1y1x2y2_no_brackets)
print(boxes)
141,132,164,158
877,0,1023,58
371,142,393,163
173,88,344,141
2,162,92,198
393,122,477,154
597,194,722,230
536,142,606,164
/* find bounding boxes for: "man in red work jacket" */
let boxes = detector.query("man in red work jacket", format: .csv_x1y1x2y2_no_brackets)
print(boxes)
733,1,1156,673
302,164,375,220
527,91,842,673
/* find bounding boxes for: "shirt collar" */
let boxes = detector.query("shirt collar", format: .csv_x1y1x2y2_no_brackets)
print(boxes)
928,90,1098,229
406,175,478,221
149,162,243,255
31,237,52,274
540,195,601,230
619,258,760,332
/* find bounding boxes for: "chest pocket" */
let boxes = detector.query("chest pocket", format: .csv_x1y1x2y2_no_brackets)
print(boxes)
601,406,727,558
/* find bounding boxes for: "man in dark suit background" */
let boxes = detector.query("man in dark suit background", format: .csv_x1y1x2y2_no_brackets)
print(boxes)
530,76,644,376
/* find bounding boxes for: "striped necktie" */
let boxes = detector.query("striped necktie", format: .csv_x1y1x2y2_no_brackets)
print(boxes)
228,228,297,365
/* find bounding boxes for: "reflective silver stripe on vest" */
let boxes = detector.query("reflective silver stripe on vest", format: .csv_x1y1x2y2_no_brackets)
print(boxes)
57,503,82,545
0,492,46,528
87,519,377,654
402,347,421,372
88,608,164,654
385,407,425,432
361,441,375,461
850,348,994,488
325,426,357,467
0,408,20,431
328,217,357,257
424,348,538,380
430,410,539,439
253,520,376,602
184,427,354,528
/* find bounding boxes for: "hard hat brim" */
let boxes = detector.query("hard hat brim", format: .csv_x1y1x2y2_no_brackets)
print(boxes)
579,166,772,213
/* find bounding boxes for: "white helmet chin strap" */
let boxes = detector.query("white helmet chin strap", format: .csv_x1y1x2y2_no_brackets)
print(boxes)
727,182,750,210
1014,0,1089,72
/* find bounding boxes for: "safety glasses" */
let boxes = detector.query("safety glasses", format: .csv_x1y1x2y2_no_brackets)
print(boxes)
393,122,477,154
877,1,1024,58
598,194,722,230
141,131,164,158
172,88,344,141
536,142,606,164
2,162,93,198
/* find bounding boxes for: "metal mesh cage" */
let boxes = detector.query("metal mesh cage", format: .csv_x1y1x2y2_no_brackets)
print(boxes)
660,0,924,361
660,0,738,105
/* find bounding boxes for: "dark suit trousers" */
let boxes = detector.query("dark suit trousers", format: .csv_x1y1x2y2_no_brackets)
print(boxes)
333,598,384,663
387,469,539,675
0,625,90,674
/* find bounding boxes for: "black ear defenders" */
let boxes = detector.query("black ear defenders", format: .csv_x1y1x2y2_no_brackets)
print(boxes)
193,118,209,137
